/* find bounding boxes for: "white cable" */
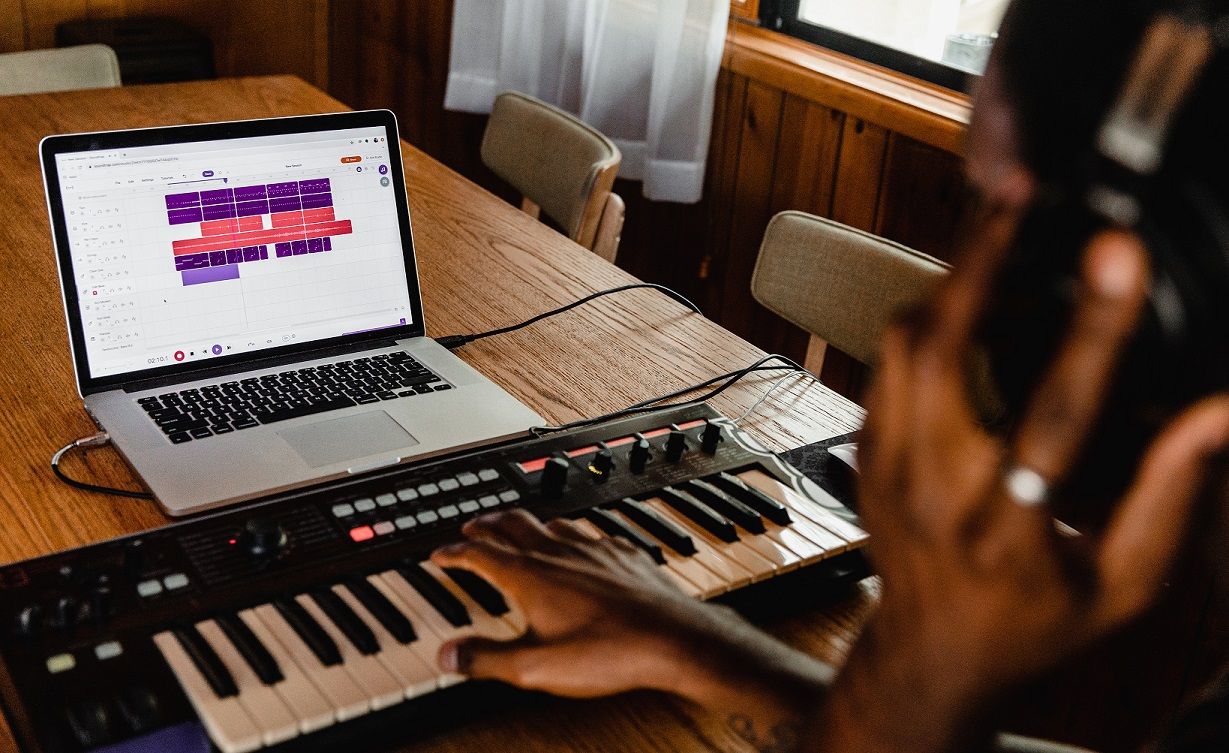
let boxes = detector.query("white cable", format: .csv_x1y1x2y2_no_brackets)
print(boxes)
733,371,822,425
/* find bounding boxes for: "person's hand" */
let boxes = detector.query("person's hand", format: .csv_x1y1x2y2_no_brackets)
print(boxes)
815,211,1229,753
430,509,835,739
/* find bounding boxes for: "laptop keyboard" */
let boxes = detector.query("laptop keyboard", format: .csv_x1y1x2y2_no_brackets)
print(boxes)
136,352,451,445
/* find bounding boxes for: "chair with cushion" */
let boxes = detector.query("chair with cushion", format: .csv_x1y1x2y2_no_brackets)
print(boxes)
751,210,950,372
0,45,122,96
481,91,625,263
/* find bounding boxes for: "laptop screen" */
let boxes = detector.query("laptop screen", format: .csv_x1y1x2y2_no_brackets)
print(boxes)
52,124,415,380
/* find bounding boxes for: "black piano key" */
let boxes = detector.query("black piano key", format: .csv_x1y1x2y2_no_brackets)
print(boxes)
657,487,740,543
345,578,417,644
173,625,238,698
442,568,510,617
215,614,284,685
680,480,767,534
273,597,342,667
585,509,666,565
396,561,472,628
710,473,792,525
309,588,380,655
614,498,697,556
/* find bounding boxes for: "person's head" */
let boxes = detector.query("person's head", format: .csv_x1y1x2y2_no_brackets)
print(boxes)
966,0,1229,587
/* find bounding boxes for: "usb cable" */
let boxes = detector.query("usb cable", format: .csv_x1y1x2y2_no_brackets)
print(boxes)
51,433,153,500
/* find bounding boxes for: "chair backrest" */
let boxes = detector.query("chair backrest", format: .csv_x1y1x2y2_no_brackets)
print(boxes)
752,211,949,367
0,45,122,96
481,91,621,252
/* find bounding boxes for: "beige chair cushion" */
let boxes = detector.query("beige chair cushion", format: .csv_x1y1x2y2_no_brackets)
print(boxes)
0,45,122,96
481,91,620,248
751,211,949,367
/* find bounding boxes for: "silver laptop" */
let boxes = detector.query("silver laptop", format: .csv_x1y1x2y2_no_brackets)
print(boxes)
40,110,543,516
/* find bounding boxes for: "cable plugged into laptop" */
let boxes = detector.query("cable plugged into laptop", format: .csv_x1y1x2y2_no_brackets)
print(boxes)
436,283,703,350
51,433,153,500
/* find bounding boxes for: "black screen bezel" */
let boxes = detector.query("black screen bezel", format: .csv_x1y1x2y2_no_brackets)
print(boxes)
41,109,426,396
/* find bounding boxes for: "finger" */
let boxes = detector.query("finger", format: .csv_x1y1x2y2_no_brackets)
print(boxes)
1094,395,1229,629
438,637,534,684
919,190,1027,366
546,517,601,543
462,509,559,551
430,539,529,594
1011,231,1149,482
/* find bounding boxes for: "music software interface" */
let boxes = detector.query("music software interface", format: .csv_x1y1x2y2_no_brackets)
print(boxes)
54,126,414,379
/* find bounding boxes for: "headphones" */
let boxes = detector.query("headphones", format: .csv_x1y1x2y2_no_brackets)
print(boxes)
978,6,1229,505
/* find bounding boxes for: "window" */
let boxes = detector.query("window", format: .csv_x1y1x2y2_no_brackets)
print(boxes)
762,0,1010,92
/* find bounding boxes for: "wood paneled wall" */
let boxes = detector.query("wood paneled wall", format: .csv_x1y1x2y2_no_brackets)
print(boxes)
0,0,330,88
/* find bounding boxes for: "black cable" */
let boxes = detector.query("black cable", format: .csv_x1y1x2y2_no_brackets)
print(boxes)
51,434,154,500
436,283,702,350
530,354,811,436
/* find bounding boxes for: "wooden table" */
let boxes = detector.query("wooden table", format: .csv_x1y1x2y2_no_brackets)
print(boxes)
0,76,874,753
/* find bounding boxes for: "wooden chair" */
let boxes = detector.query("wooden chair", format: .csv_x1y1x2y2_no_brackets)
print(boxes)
751,211,949,373
481,91,625,263
0,45,121,96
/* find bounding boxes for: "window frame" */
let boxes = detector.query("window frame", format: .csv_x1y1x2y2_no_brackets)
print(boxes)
760,0,978,94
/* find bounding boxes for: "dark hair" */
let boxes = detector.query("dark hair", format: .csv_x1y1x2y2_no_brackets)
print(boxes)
993,0,1229,192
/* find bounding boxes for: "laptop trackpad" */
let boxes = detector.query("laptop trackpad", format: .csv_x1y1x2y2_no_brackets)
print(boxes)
278,411,418,468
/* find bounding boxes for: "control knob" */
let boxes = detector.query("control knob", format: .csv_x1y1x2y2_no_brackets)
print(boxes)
665,430,688,462
629,438,652,474
701,421,723,454
237,519,288,560
589,449,615,481
541,457,569,497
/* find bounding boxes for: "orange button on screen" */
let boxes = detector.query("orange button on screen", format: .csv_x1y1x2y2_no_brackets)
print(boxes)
340,155,362,164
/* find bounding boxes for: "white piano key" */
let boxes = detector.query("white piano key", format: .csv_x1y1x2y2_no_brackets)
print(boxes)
373,571,467,686
237,609,335,734
197,620,299,747
419,560,521,641
153,631,263,753
732,525,804,572
250,604,371,722
571,517,704,597
760,522,829,566
644,499,768,585
295,595,404,711
736,470,869,549
332,584,439,699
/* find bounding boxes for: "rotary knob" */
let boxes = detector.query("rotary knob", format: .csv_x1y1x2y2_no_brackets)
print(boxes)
701,421,723,454
629,438,652,474
237,519,288,560
589,449,615,481
541,457,570,498
665,430,688,462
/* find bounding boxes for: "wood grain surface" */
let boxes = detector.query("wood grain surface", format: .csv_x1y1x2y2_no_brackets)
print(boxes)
0,76,871,753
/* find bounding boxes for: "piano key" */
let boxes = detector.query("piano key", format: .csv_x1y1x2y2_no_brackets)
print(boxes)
602,509,728,598
309,588,380,655
638,500,757,588
678,480,766,533
570,518,701,599
420,560,520,640
332,585,437,699
237,609,335,734
197,620,299,746
658,487,740,542
251,604,371,722
273,598,342,667
368,573,465,687
296,595,405,710
215,613,283,685
442,567,510,617
736,470,869,549
709,472,792,525
614,497,697,556
172,625,238,698
153,631,262,753
344,578,417,643
584,509,666,564
396,560,472,628
645,498,776,582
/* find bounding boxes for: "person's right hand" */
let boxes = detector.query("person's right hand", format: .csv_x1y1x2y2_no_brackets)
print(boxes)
429,508,834,746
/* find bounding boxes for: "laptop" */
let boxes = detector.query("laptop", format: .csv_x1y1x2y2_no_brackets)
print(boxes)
40,110,544,516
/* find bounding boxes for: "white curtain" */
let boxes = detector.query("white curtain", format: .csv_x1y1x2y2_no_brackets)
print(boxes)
445,0,730,204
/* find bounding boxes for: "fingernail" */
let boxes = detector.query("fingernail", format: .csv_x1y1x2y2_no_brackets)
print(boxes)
436,542,466,556
1093,254,1137,298
439,642,460,673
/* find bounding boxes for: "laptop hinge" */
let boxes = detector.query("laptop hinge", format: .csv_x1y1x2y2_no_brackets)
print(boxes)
119,338,401,394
